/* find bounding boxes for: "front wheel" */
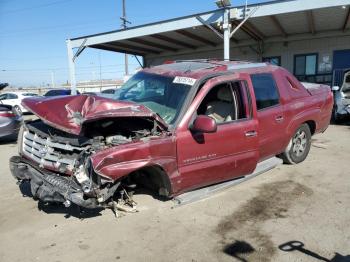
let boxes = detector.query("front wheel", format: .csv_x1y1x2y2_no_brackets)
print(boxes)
280,124,311,165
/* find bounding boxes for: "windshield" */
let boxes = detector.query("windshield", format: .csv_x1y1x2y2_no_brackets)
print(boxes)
114,72,193,124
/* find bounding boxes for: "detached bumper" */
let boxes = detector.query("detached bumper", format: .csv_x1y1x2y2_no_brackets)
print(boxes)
9,156,99,209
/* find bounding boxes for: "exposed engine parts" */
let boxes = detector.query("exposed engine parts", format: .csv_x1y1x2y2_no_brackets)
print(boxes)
11,155,140,217
10,117,167,216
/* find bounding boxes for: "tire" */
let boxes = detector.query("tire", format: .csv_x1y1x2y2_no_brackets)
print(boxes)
332,107,342,124
280,124,312,165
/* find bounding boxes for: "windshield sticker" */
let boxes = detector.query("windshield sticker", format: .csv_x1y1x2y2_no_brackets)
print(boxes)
173,76,196,86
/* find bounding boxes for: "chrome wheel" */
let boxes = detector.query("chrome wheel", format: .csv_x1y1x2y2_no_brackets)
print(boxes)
280,124,311,165
292,130,307,157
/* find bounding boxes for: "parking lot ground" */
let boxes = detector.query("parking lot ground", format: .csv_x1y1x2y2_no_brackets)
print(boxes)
0,122,349,262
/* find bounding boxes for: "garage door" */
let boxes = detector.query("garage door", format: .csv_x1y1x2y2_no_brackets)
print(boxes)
333,50,350,86
333,50,350,69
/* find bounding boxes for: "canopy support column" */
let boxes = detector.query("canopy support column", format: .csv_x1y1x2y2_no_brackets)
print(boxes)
223,8,231,60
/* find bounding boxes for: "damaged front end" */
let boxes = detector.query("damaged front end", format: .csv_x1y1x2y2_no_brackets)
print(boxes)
10,95,171,212
10,156,102,209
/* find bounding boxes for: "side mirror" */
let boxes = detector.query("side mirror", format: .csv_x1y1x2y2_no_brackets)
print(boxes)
191,115,217,133
332,86,340,91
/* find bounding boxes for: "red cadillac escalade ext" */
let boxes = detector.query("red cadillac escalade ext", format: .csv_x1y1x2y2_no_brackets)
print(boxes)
10,60,333,210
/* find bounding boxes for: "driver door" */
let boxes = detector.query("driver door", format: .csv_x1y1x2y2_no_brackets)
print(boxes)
176,75,259,192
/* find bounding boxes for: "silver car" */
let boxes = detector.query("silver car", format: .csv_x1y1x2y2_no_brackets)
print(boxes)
332,70,350,122
0,102,22,140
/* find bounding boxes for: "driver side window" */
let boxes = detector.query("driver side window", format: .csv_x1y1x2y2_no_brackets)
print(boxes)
8,94,18,99
197,81,247,124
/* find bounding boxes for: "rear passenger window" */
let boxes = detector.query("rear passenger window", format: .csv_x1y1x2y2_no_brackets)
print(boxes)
251,73,280,110
8,94,18,99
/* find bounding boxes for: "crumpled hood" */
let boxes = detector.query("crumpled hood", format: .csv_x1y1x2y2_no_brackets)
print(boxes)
22,95,168,135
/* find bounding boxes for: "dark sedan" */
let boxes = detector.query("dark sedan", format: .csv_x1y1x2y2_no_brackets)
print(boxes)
44,89,80,97
0,103,22,140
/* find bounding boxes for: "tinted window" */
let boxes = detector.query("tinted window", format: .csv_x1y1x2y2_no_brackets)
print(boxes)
305,55,317,75
22,93,38,97
0,94,8,100
8,93,18,99
45,90,71,96
251,73,280,110
101,89,115,94
294,54,317,76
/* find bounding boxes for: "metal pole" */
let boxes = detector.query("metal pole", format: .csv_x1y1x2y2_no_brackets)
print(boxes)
99,51,102,90
223,8,230,60
50,71,55,88
66,39,77,95
122,0,129,76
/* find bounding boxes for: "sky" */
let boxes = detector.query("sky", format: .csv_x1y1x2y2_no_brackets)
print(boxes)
0,0,272,87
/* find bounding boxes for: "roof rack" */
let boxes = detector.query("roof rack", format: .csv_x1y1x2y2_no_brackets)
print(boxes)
227,62,267,70
163,59,269,72
172,58,265,65
171,59,225,66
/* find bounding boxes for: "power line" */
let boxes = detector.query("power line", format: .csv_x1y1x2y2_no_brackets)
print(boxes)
0,17,118,36
0,0,73,15
0,55,66,61
0,63,140,72
120,0,131,76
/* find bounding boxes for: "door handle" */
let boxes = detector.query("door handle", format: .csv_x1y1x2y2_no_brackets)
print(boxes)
275,116,284,122
245,131,257,137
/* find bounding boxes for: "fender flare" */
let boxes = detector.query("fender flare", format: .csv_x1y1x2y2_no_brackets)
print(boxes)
286,108,319,138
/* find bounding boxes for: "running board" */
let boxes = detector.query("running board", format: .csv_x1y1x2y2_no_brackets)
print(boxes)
173,157,283,206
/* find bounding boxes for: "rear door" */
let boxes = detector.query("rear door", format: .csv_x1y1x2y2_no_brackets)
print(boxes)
176,75,259,192
250,73,287,159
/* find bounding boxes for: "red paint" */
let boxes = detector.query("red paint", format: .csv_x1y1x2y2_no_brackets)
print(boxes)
191,115,217,133
21,95,168,135
20,61,333,196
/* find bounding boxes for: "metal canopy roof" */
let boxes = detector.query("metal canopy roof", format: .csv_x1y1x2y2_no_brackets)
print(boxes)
69,0,350,56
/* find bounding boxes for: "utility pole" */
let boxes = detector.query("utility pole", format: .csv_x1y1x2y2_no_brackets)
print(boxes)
99,51,102,90
50,71,55,88
120,0,131,76
223,8,230,60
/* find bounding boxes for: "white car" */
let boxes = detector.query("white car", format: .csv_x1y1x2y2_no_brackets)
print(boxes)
332,70,350,122
0,92,39,113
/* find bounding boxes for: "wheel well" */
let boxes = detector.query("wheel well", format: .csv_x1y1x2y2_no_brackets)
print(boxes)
304,120,316,135
126,166,172,198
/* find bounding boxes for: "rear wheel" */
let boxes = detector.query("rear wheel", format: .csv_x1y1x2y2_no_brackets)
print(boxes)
280,124,311,164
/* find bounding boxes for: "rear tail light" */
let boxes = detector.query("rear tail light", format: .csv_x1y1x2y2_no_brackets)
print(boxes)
0,111,16,118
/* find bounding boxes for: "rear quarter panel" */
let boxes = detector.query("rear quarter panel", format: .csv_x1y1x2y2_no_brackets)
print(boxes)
274,69,333,148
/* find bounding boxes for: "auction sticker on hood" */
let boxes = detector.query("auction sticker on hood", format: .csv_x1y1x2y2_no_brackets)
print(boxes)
173,76,197,86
